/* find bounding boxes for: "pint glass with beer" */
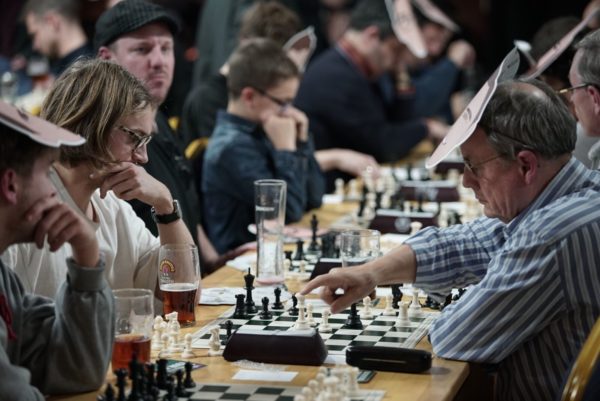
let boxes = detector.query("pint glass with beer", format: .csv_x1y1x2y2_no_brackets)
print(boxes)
158,244,201,327
112,289,154,371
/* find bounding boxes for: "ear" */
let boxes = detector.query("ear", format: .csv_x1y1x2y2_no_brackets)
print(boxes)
363,26,381,43
516,150,538,185
239,87,257,105
44,11,61,31
0,169,20,205
97,46,114,60
587,85,600,115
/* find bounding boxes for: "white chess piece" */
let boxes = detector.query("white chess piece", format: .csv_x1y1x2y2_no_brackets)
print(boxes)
207,326,223,356
410,221,423,235
293,395,306,401
294,294,310,330
283,259,291,275
181,333,197,358
151,316,165,351
348,179,360,199
360,296,373,319
308,380,319,398
409,288,422,317
383,294,396,316
299,260,307,274
158,333,172,358
318,308,332,333
334,178,345,198
347,367,360,397
395,301,410,326
301,387,314,401
306,303,316,326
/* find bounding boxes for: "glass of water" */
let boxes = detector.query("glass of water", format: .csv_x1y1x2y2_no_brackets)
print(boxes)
340,229,381,267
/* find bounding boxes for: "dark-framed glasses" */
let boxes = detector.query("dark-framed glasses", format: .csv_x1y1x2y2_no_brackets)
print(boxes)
251,87,292,111
118,125,153,151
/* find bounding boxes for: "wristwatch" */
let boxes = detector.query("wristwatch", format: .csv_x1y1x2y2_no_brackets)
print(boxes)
151,199,181,224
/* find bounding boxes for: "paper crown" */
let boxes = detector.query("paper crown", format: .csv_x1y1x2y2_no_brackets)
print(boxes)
0,100,84,148
412,0,460,32
386,0,428,58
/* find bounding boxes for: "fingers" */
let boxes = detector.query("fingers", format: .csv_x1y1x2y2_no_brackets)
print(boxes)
32,202,76,249
24,192,59,224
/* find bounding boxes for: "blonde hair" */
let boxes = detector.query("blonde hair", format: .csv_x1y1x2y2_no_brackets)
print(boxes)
41,58,155,168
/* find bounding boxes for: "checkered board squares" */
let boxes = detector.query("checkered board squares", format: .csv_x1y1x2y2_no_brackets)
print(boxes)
192,306,437,355
170,383,385,401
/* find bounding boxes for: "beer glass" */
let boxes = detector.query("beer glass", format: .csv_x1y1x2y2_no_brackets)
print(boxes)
112,289,154,371
255,179,286,284
158,244,201,327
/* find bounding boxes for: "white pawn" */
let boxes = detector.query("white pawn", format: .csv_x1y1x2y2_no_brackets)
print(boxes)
395,301,410,326
334,178,345,198
207,326,223,356
348,179,360,199
308,380,319,398
410,221,423,235
360,296,373,319
306,303,316,327
158,333,172,358
382,294,396,316
294,294,310,330
301,387,314,401
299,260,307,274
347,367,360,397
409,288,422,316
283,259,291,275
181,333,197,358
151,316,165,351
318,308,332,333
293,395,306,401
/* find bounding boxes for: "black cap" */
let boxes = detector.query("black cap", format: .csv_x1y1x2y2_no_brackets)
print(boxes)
94,0,180,50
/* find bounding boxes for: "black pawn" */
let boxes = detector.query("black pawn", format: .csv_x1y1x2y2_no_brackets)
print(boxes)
288,294,299,316
308,214,319,252
344,303,363,329
232,294,247,318
416,194,425,213
391,284,402,309
259,296,273,319
221,320,234,346
357,198,366,218
99,384,115,401
406,164,413,181
145,363,156,393
284,250,293,261
293,240,305,261
184,362,196,388
272,287,284,310
114,369,127,401
244,269,257,314
155,359,168,390
175,369,189,397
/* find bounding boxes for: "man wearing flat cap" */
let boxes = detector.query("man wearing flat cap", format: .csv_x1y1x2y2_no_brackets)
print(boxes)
95,0,226,272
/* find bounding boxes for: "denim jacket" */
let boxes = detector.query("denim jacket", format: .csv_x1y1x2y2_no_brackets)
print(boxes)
202,111,325,253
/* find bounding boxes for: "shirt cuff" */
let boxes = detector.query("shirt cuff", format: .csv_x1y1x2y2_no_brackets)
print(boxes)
66,253,107,292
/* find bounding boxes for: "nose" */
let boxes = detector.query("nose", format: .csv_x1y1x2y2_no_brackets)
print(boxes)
462,167,478,190
148,46,165,68
132,145,149,165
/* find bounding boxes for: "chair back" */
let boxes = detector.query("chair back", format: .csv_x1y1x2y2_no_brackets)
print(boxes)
561,317,600,401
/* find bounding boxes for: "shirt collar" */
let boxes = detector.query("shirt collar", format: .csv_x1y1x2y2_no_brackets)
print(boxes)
337,37,377,80
216,109,258,133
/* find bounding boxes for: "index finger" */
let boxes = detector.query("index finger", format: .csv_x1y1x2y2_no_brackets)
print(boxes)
299,273,340,296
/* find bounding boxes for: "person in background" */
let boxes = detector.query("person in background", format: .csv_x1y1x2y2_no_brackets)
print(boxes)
0,101,114,400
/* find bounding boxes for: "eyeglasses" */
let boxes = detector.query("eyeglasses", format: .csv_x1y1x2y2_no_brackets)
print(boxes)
463,154,502,177
118,125,153,151
252,87,292,111
557,83,598,95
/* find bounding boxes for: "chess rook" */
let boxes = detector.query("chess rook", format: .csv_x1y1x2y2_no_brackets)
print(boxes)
161,283,198,326
111,334,151,371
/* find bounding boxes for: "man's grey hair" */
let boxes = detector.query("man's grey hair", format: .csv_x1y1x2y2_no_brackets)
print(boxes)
575,29,600,87
22,0,80,21
478,79,576,160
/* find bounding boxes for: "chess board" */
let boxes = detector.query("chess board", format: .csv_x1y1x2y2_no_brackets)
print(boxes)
192,304,437,355
158,382,385,401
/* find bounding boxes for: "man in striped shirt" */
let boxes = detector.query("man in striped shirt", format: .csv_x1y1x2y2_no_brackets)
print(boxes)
302,79,600,400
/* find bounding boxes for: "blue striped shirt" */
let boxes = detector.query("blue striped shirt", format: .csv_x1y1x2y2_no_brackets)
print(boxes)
405,157,600,401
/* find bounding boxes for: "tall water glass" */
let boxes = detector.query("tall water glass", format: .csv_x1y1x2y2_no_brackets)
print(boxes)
112,289,154,371
255,179,286,284
158,244,201,327
340,229,381,267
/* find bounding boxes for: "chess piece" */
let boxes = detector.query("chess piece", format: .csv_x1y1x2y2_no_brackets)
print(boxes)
183,362,196,388
334,178,345,198
181,333,196,358
360,296,373,319
395,301,410,326
283,258,291,275
344,303,363,329
319,308,332,333
152,316,165,351
284,250,293,261
298,260,307,274
272,287,284,310
391,284,402,309
347,367,360,397
259,296,273,319
244,268,257,314
288,294,299,316
175,369,189,397
221,320,233,346
158,334,172,358
306,303,316,326
294,294,310,330
348,179,360,200
114,369,127,401
383,294,396,316
308,214,320,252
409,289,422,316
156,359,168,390
232,294,247,318
207,326,223,356
410,221,423,235
293,240,305,261
99,383,115,401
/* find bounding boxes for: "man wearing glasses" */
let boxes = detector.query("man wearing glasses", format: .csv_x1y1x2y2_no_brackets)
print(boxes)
301,79,600,401
201,38,325,253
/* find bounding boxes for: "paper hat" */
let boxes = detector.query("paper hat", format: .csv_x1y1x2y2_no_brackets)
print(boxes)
426,47,520,168
385,0,428,58
525,7,600,80
283,26,318,72
412,0,460,32
0,101,85,148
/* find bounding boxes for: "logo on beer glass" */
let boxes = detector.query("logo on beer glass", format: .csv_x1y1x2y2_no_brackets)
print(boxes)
159,259,175,284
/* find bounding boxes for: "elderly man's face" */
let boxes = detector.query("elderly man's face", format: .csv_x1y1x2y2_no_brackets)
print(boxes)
568,50,600,136
104,23,174,104
460,129,524,223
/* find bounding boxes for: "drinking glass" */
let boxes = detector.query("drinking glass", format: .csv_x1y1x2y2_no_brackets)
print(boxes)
255,179,286,284
340,229,381,267
158,244,201,327
112,289,154,371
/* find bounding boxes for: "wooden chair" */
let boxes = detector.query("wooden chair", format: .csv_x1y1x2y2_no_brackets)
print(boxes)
561,317,600,401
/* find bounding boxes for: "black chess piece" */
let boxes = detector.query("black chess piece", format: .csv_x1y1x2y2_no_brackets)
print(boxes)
232,294,247,318
375,191,383,210
221,320,234,346
424,296,433,308
155,359,168,390
114,369,127,401
183,362,196,388
406,164,413,181
416,194,425,213
288,294,299,316
99,384,115,401
244,268,257,314
293,240,305,260
284,250,293,261
344,303,363,329
259,296,273,319
145,363,156,392
357,198,366,218
391,284,402,309
308,214,320,252
163,377,175,401
175,369,189,397
272,287,284,310
442,293,453,309
128,353,140,380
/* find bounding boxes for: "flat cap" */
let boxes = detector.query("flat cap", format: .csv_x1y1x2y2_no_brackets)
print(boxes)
94,0,179,50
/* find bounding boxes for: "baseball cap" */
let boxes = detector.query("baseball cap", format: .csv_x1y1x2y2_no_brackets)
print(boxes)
94,0,180,50
0,100,84,148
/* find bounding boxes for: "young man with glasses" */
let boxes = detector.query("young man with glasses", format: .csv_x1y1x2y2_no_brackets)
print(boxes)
201,38,325,253
301,79,600,401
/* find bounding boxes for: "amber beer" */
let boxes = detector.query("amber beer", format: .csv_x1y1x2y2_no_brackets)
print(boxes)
161,282,198,326
111,333,151,371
